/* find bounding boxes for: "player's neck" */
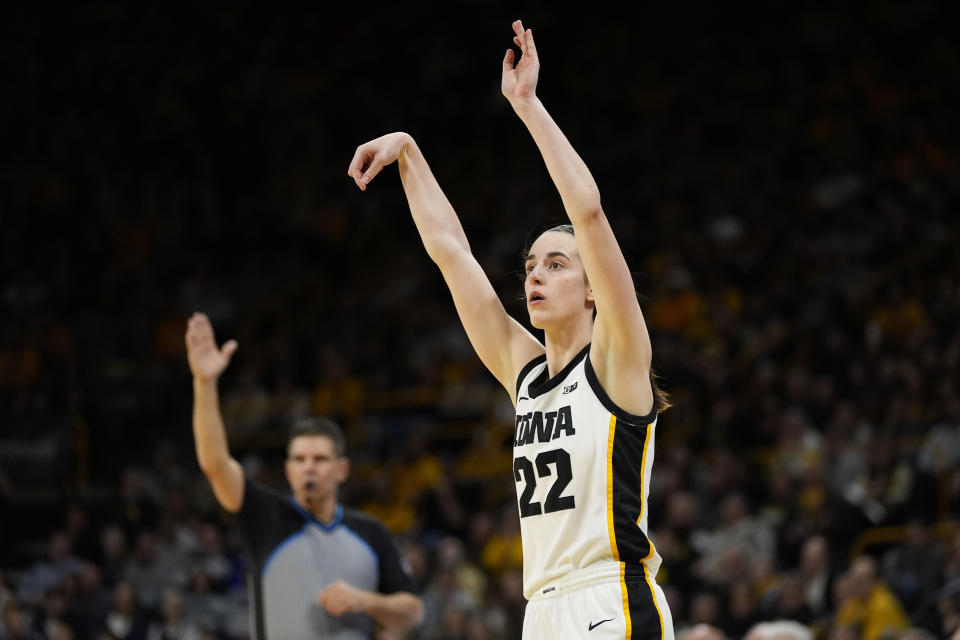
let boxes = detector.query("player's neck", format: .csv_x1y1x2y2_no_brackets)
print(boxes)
543,325,590,378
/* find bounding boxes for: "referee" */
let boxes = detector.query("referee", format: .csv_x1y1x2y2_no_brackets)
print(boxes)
185,312,424,639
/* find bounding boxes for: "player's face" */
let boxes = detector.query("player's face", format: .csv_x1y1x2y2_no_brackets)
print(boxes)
285,435,349,504
523,231,593,330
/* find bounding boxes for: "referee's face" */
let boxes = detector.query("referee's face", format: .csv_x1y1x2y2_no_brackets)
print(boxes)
285,435,349,506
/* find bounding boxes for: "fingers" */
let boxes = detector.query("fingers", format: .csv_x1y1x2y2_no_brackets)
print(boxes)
346,147,371,191
510,20,536,63
221,339,239,362
359,157,385,189
512,20,525,57
524,27,537,59
347,146,386,191
502,48,515,73
185,312,213,346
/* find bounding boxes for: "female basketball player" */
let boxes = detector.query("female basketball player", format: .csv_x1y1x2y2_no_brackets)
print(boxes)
348,20,674,640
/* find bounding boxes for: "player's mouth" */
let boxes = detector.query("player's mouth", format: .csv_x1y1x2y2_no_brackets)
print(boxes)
528,291,545,306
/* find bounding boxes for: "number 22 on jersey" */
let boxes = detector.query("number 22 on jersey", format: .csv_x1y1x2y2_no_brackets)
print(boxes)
514,448,576,517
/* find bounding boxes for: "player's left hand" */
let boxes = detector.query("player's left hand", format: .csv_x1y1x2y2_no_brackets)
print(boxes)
318,580,366,616
347,131,412,191
501,19,540,108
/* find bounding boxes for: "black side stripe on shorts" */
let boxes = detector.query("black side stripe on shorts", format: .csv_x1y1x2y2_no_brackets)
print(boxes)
624,564,665,640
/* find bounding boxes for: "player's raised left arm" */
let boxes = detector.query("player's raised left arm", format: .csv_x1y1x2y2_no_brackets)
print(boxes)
503,20,653,414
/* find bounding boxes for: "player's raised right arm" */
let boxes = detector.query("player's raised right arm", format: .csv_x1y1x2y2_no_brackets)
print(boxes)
348,133,542,399
185,312,244,512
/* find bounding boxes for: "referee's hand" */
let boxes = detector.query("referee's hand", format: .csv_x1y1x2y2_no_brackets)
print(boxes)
318,581,365,617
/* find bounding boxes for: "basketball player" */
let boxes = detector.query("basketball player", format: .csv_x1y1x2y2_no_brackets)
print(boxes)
185,312,423,639
347,19,674,640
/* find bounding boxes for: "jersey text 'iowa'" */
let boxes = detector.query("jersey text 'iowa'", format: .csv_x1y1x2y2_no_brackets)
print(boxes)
514,406,575,447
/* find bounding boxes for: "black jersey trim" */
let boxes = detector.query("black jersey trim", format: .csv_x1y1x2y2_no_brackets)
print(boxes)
584,350,658,426
515,353,547,397
528,344,591,399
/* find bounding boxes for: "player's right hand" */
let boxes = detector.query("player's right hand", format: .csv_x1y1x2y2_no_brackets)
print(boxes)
347,132,412,191
185,312,238,382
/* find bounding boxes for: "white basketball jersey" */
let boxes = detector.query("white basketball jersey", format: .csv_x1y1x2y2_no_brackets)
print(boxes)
513,344,662,600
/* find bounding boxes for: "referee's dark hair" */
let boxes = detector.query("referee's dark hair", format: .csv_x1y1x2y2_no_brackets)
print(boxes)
288,417,347,457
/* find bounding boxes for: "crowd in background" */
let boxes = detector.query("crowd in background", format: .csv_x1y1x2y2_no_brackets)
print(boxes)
2,2,959,639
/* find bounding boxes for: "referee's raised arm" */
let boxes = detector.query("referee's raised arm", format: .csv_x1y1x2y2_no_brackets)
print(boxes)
185,312,244,513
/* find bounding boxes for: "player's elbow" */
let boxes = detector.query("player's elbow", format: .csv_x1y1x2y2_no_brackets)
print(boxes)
200,461,244,513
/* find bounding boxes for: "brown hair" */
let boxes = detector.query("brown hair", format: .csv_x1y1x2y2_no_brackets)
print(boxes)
288,417,346,457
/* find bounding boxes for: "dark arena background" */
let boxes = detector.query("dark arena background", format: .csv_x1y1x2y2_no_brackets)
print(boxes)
1,2,959,638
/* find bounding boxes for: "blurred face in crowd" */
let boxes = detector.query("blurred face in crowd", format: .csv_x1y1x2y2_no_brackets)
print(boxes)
524,231,594,331
161,590,182,623
100,526,126,560
687,625,726,640
285,435,349,510
113,582,136,615
48,532,72,563
2,604,26,636
800,535,828,576
848,556,877,599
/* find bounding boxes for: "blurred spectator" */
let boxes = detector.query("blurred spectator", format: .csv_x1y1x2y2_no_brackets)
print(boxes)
145,590,202,640
64,504,100,564
186,523,229,591
67,564,111,640
30,587,69,640
97,526,129,589
896,628,936,640
834,555,909,640
722,582,760,639
1,599,44,640
100,581,148,640
687,591,722,627
16,533,83,608
882,517,944,617
797,535,835,621
115,469,160,539
745,620,814,640
682,624,727,640
479,508,523,578
760,573,815,625
122,532,185,614
693,494,775,586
